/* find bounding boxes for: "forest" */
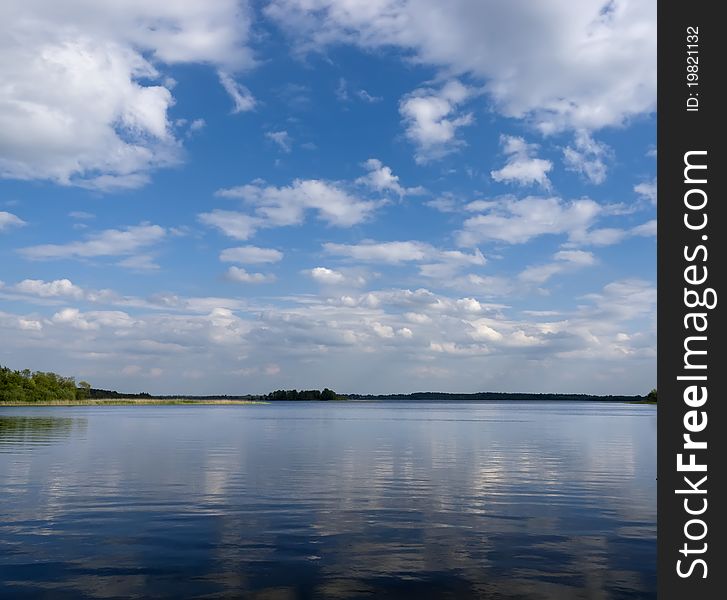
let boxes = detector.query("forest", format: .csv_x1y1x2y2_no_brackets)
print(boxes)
0,366,91,403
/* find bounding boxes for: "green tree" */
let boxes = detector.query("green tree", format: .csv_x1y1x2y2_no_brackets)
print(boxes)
77,381,92,400
0,365,90,403
647,388,657,402
320,388,336,401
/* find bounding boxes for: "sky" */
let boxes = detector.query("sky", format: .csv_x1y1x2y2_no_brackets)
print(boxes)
0,0,656,395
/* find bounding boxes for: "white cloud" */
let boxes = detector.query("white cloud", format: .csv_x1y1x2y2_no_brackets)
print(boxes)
18,318,43,331
371,321,395,338
634,179,657,204
631,219,656,237
582,279,656,322
14,279,84,299
446,274,516,298
51,307,98,330
203,164,421,242
357,89,382,103
3,277,125,307
336,78,382,103
215,179,378,228
218,71,256,113
265,0,655,133
399,80,474,162
305,267,367,288
18,223,166,260
0,211,26,231
569,220,657,247
198,210,262,241
225,266,275,284
307,267,346,285
490,135,552,188
324,240,486,279
457,196,601,245
220,246,283,264
0,1,254,188
0,277,656,394
426,196,459,213
563,131,611,184
50,307,136,331
189,118,206,132
324,240,430,264
519,250,596,284
116,254,160,271
265,130,293,153
405,312,431,324
356,158,425,197
418,248,486,278
465,320,503,343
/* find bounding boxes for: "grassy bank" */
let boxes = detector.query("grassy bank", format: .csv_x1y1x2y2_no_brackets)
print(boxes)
0,398,267,406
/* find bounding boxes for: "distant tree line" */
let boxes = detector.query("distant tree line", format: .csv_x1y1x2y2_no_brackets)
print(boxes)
87,388,152,399
1,365,653,404
343,391,652,402
0,366,91,403
264,388,339,401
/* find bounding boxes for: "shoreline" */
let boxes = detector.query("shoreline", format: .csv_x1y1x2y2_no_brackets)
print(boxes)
0,398,656,407
0,399,267,406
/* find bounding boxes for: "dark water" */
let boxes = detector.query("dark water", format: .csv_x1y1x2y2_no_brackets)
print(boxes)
0,402,656,599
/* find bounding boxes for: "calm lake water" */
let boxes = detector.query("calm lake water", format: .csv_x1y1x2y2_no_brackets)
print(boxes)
0,402,656,599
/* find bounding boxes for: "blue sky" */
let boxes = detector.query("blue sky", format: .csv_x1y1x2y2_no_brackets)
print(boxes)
0,1,656,395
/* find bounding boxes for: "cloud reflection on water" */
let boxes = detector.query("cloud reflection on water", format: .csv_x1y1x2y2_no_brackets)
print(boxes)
0,403,655,598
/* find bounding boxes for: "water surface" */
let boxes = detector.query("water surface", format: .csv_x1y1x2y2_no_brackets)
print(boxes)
0,402,656,599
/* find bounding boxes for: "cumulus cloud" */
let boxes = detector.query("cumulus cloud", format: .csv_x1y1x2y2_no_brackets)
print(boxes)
563,131,611,184
417,249,486,278
0,276,656,394
202,163,423,242
457,196,601,245
214,178,378,229
14,278,84,299
0,211,26,231
324,240,486,278
399,80,474,162
225,267,276,284
307,266,346,285
490,135,552,188
265,0,655,133
198,211,262,241
18,223,166,260
0,1,254,188
323,240,430,264
220,246,283,264
355,159,425,197
305,266,366,288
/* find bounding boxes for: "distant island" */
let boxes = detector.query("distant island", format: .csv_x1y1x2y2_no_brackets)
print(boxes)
0,365,656,405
